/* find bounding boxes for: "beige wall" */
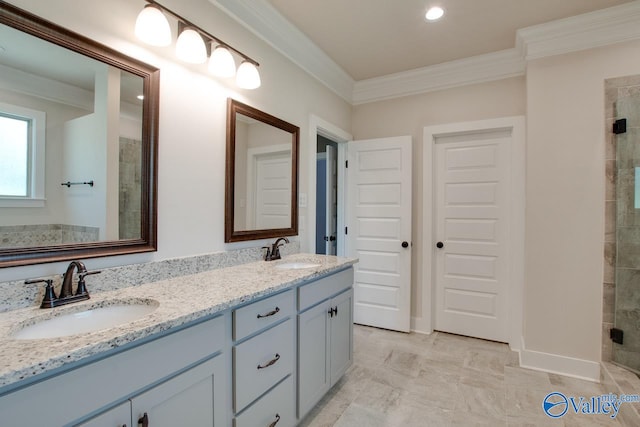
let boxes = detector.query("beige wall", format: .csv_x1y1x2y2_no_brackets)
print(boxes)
352,77,526,326
525,39,640,363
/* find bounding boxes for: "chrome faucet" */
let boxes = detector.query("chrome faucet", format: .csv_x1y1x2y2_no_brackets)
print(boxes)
263,237,290,261
25,260,101,308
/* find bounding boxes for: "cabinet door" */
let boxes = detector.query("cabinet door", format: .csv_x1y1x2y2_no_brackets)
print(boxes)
297,301,331,418
131,355,226,427
76,401,131,427
330,289,354,385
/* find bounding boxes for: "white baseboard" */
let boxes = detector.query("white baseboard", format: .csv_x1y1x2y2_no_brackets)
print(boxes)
410,316,433,335
519,340,601,382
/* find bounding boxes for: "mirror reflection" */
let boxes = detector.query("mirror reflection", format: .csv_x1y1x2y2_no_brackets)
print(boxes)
0,22,144,248
225,99,299,242
234,113,293,231
0,2,158,267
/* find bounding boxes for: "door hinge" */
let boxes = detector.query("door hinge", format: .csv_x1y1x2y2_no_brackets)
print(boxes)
613,118,627,134
345,227,348,235
345,160,348,168
610,327,624,345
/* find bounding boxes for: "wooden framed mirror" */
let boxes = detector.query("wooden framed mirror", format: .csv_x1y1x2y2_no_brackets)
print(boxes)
225,99,299,242
0,1,159,267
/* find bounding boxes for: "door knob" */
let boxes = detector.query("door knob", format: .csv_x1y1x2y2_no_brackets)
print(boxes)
436,241,444,249
401,241,409,248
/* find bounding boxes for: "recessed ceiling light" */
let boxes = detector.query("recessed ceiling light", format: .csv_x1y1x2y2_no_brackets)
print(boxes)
425,6,445,21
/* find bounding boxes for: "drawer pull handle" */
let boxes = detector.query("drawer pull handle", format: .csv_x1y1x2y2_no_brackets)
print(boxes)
257,306,280,319
268,414,281,427
138,413,149,427
257,353,280,369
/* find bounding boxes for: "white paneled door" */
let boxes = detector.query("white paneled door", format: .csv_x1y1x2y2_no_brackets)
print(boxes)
434,131,511,342
253,151,292,229
347,136,412,332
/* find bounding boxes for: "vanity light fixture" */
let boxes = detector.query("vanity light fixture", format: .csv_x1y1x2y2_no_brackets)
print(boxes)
176,25,207,64
425,6,445,21
236,60,261,89
135,4,172,46
134,0,261,88
209,44,236,77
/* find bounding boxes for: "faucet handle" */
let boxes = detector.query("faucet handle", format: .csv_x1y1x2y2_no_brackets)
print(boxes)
25,278,57,308
76,270,101,296
262,246,272,261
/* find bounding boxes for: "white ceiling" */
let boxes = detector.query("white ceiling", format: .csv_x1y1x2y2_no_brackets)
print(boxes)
266,0,633,81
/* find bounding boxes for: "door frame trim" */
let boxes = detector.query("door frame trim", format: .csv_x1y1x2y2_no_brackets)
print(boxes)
309,115,352,256
421,116,525,350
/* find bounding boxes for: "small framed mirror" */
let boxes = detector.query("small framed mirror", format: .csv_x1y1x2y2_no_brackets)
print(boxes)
225,99,299,242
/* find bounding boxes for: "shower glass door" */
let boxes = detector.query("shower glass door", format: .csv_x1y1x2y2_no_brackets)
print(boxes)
614,94,640,373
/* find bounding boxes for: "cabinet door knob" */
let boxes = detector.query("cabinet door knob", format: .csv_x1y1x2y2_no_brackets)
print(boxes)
257,353,281,369
401,241,409,248
436,241,444,249
257,306,280,318
268,414,281,427
138,413,149,427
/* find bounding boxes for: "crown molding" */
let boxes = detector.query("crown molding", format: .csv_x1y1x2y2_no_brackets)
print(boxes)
0,63,93,110
516,1,640,61
352,49,525,105
210,0,640,105
210,0,354,103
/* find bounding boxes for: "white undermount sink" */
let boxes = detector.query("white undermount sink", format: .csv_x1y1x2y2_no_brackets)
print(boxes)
12,301,158,340
275,262,321,270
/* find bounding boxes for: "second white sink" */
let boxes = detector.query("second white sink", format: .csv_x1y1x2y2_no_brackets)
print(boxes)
275,262,321,270
12,301,158,340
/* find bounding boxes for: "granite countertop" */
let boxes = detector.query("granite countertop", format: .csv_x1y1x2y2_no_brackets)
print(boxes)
0,253,357,391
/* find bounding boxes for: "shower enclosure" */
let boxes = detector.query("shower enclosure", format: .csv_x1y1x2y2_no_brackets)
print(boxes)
613,93,640,374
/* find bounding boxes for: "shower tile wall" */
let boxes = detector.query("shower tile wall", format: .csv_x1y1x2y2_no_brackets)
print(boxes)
119,137,142,239
603,75,640,364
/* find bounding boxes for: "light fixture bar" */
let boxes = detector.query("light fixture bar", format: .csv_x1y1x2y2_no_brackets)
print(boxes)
144,0,259,67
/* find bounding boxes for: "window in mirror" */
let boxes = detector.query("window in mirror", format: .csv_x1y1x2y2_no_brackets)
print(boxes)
0,103,45,206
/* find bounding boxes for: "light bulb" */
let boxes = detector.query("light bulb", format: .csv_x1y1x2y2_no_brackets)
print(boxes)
209,46,236,78
176,27,207,64
236,61,261,89
425,6,445,21
135,5,172,47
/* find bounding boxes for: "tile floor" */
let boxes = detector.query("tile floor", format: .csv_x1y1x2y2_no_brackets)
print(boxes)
299,325,640,427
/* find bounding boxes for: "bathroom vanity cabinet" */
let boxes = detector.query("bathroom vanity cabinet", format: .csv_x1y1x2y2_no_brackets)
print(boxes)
0,316,228,427
0,262,355,427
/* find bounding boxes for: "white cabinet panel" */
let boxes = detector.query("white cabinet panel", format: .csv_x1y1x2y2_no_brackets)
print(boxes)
330,289,353,385
234,319,294,412
76,401,131,427
131,356,225,427
234,290,294,341
297,301,331,417
234,376,295,427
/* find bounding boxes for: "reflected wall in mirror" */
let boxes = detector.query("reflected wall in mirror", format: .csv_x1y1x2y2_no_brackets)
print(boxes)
225,99,299,242
0,1,159,267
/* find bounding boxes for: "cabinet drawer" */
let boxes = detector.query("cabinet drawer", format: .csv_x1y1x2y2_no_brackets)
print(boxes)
298,268,353,311
234,376,295,427
234,290,294,341
234,318,294,412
